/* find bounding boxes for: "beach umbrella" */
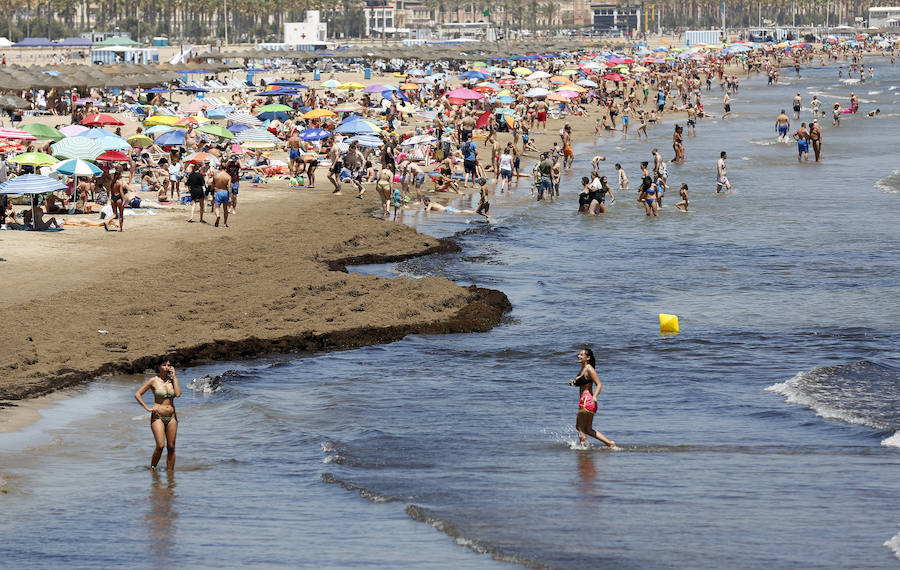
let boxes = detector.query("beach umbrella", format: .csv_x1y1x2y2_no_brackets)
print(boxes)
576,79,598,88
227,124,251,134
400,134,436,146
363,84,391,93
51,158,103,177
334,119,380,135
297,128,333,141
175,116,209,126
446,88,484,101
184,151,217,165
205,106,233,119
302,108,336,120
143,125,174,136
0,174,67,195
95,150,131,162
348,135,383,148
547,92,573,102
320,79,340,88
0,93,30,110
20,124,64,141
155,130,187,146
333,102,363,113
198,124,234,140
180,100,212,114
145,115,180,126
258,104,293,113
338,82,365,90
8,152,58,166
399,83,420,90
527,70,551,80
127,134,154,147
176,85,208,93
512,67,533,75
458,70,490,80
602,73,624,81
51,137,104,160
0,128,37,141
58,124,89,137
524,87,550,98
225,111,263,126
232,127,281,146
81,113,124,126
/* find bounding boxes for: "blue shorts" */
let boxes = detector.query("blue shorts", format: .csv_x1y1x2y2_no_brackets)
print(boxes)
778,125,788,135
798,140,809,152
289,149,301,160
231,181,239,194
414,172,425,185
500,169,512,180
215,190,230,205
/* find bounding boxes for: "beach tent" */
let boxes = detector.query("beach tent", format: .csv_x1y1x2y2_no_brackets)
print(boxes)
13,37,54,47
97,36,141,47
0,37,12,48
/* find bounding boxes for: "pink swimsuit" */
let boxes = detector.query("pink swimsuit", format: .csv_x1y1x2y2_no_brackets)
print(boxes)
579,391,598,414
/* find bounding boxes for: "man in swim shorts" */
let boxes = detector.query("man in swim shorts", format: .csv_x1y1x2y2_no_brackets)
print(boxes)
286,131,302,175
792,93,802,119
775,109,791,142
793,123,810,163
715,151,731,194
212,167,231,227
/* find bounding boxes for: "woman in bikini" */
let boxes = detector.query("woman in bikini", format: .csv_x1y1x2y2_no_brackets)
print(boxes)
135,360,182,470
571,348,615,449
106,170,126,232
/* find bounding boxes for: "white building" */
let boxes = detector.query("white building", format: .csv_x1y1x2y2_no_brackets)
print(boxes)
284,11,328,47
869,7,900,28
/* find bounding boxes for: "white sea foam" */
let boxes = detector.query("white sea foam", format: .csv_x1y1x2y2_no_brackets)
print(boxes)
840,78,860,84
766,373,876,429
882,431,900,449
749,139,778,146
189,376,220,394
874,170,900,194
867,90,882,95
884,525,900,560
890,86,898,91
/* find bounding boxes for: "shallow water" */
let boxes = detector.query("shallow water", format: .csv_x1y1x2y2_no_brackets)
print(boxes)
2,59,900,568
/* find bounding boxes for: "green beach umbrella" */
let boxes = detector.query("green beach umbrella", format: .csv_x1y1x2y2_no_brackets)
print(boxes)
8,152,59,166
20,124,64,141
257,103,293,113
198,124,234,139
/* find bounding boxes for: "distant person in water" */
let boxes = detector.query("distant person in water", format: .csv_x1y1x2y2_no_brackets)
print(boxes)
570,348,615,449
135,359,181,470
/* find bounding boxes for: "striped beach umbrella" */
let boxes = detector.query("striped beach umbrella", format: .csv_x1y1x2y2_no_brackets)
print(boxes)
0,128,38,141
51,158,103,177
50,137,104,160
232,127,281,146
225,111,263,127
0,174,68,195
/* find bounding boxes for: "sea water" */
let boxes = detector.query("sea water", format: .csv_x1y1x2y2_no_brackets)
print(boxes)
2,60,899,569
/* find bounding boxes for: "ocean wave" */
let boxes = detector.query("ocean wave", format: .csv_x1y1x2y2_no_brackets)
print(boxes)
840,78,861,84
766,361,900,435
320,473,401,503
405,504,548,569
885,525,900,561
882,431,900,448
867,90,882,95
189,369,247,394
749,139,779,146
874,170,900,194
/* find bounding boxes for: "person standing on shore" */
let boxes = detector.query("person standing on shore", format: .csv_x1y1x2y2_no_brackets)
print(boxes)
723,92,732,119
716,151,731,194
185,164,206,223
134,360,181,471
212,167,231,227
571,348,615,449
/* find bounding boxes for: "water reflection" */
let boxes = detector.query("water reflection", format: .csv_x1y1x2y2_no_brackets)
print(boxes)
146,470,178,559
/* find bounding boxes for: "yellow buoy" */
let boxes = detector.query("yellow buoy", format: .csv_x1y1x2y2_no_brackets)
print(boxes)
659,313,679,334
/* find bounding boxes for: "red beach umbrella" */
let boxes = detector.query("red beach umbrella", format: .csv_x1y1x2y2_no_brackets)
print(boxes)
95,150,131,162
81,114,125,127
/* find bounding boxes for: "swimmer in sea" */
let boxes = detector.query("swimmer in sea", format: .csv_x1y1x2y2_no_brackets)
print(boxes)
571,348,615,449
135,360,181,470
716,151,731,194
675,183,689,212
423,197,476,215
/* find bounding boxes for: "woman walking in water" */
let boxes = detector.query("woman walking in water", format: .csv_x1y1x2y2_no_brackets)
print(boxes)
135,360,181,470
571,348,615,449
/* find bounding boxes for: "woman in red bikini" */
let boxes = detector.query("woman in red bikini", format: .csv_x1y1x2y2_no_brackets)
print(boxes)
572,348,615,449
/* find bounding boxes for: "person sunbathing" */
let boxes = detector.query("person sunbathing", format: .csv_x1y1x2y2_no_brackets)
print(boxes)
26,205,61,230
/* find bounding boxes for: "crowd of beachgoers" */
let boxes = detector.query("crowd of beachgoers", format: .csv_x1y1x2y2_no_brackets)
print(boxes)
0,33,895,232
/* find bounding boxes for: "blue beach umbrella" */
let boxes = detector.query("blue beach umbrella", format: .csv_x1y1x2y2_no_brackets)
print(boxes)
143,125,174,136
227,124,251,134
335,120,379,135
0,174,67,195
205,106,233,119
155,130,186,146
298,128,333,141
51,158,103,177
